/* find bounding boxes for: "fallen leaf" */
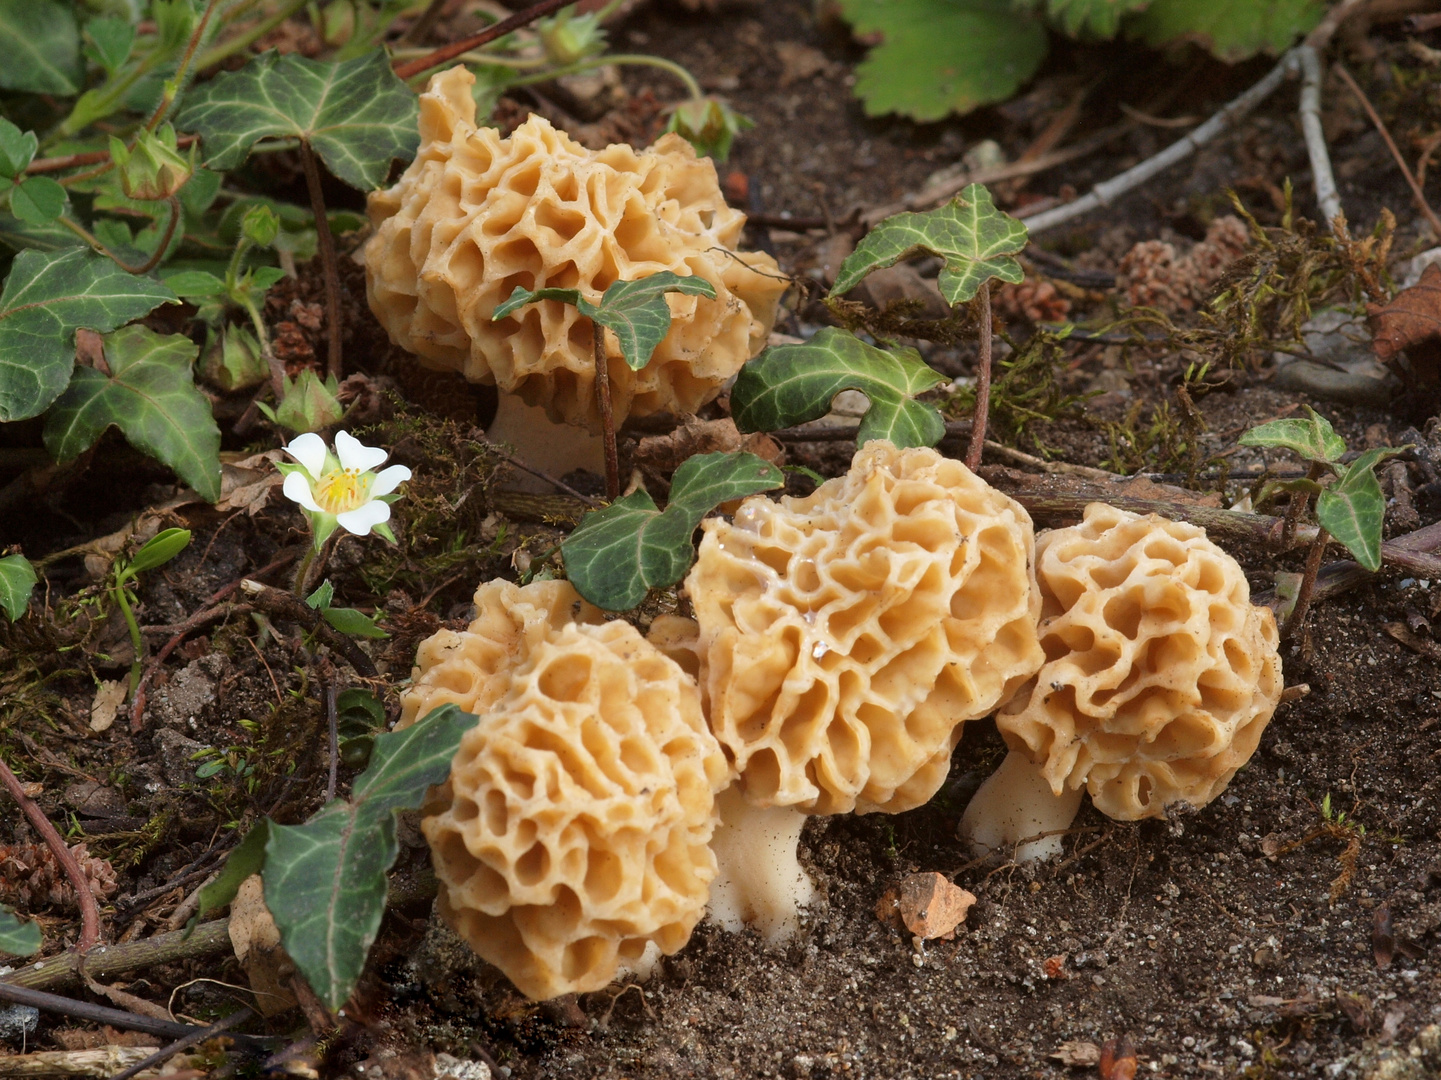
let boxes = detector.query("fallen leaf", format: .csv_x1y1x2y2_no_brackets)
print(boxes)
875,872,976,940
1370,261,1441,363
215,449,286,516
1374,902,1395,970
1099,1037,1137,1080
1048,1040,1100,1067
633,416,782,494
1336,988,1374,1033
1385,622,1441,662
229,873,299,1017
89,680,127,733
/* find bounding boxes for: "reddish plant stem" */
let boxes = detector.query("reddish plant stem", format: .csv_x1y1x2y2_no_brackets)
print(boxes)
392,0,573,80
1281,461,1326,548
0,754,101,952
1285,526,1329,638
298,141,344,381
964,281,992,471
593,324,620,501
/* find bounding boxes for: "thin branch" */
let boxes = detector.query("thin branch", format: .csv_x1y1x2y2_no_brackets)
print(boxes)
105,1007,255,1080
473,433,603,508
238,580,379,678
26,136,199,175
0,921,232,993
1296,45,1343,229
392,0,574,80
298,142,344,380
964,282,992,471
768,420,972,443
1285,525,1330,637
0,755,100,953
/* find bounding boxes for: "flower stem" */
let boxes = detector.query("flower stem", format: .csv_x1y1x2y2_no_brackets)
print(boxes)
503,53,705,100
964,281,992,471
113,583,145,696
58,199,180,276
593,321,620,501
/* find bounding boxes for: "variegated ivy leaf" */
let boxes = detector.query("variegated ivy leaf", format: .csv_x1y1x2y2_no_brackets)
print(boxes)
1315,447,1404,573
830,184,1027,306
0,0,81,95
1237,406,1346,463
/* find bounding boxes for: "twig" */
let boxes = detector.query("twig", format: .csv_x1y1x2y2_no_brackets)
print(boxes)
392,0,574,80
768,420,972,443
964,282,992,470
0,983,209,1042
1332,62,1441,239
982,441,1122,482
1296,46,1344,229
238,581,378,678
592,325,620,501
471,431,603,508
0,755,100,953
298,142,344,380
0,921,232,993
105,1008,254,1080
1285,525,1331,638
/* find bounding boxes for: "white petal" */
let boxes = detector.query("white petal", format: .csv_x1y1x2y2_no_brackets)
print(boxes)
336,499,391,536
370,464,412,497
335,430,388,474
282,471,324,513
284,432,328,478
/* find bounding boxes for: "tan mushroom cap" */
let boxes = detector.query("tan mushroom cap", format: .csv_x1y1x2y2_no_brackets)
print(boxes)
361,66,787,431
685,442,1045,816
423,620,728,1000
398,579,605,730
996,502,1283,820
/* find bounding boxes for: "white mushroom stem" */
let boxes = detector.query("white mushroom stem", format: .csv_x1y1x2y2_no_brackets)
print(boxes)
959,749,1085,863
485,392,606,493
707,786,816,944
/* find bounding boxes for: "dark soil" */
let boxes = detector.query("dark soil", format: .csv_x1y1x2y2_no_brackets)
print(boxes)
4,4,1441,1080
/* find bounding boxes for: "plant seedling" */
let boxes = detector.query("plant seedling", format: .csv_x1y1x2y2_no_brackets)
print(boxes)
0,552,37,622
110,527,191,696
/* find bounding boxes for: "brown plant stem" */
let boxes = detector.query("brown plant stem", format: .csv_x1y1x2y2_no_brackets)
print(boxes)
1281,461,1326,548
593,325,620,501
392,0,573,80
298,142,344,380
1332,62,1441,239
26,136,200,175
964,281,992,471
0,921,231,993
143,0,224,131
1285,525,1330,638
768,420,972,443
0,983,208,1041
0,755,100,953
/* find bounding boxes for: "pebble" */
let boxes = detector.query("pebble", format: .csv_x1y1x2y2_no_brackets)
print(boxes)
0,1004,38,1043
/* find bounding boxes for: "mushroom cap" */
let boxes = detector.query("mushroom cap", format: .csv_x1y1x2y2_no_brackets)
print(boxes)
398,578,605,729
361,66,787,431
996,502,1283,820
685,442,1045,816
423,620,729,1000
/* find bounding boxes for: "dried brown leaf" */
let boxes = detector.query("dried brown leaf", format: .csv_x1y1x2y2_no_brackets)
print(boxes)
1048,1040,1100,1067
1374,902,1395,970
229,874,299,1017
1369,261,1441,362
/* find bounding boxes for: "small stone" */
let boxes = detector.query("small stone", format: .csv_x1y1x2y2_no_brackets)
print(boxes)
0,1004,39,1043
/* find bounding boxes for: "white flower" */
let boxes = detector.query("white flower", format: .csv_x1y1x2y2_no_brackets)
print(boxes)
279,430,411,548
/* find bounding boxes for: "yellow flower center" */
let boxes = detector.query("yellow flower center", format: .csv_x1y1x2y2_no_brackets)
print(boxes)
313,468,369,514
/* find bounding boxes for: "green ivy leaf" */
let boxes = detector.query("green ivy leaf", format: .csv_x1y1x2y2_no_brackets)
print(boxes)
0,0,81,95
195,820,271,921
1315,448,1405,573
494,272,719,371
176,49,420,190
831,184,1027,305
1237,406,1345,463
43,324,222,502
1127,0,1324,61
837,0,1046,121
0,553,37,622
9,177,67,225
0,904,41,956
561,451,783,611
730,327,947,448
261,704,477,1011
0,248,177,422
1023,0,1150,36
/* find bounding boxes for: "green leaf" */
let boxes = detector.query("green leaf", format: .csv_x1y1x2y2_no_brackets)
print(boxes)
0,0,81,95
1315,448,1404,573
837,0,1047,121
321,605,389,639
0,248,177,422
831,184,1027,305
126,527,191,575
162,269,227,298
0,904,41,956
83,16,135,74
0,553,37,622
1127,0,1324,60
305,579,335,610
730,327,947,448
9,177,67,225
176,49,420,190
562,451,784,611
0,120,37,180
1026,0,1150,36
1237,406,1345,463
195,820,271,921
43,324,222,502
262,704,477,1011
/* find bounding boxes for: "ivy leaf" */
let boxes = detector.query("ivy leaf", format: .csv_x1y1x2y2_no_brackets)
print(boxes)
836,0,1046,121
0,0,82,95
730,327,947,449
0,248,177,422
562,451,783,611
1316,448,1404,573
0,904,41,956
176,49,420,190
494,272,718,371
261,704,477,1011
43,324,222,502
831,184,1027,305
1238,407,1345,463
0,553,37,622
195,821,271,921
1127,0,1324,61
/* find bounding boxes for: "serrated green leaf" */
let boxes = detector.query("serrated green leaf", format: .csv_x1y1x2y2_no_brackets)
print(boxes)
0,248,177,422
322,605,389,639
837,0,1046,121
0,120,37,180
262,704,477,1010
126,527,191,576
1127,0,1323,60
195,820,271,921
730,327,947,448
176,49,419,190
83,15,135,74
562,452,783,611
832,185,1027,304
0,0,81,95
43,324,221,502
1026,0,1150,36
1237,407,1345,463
0,553,37,622
10,177,67,225
1316,458,1385,572
0,904,41,956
